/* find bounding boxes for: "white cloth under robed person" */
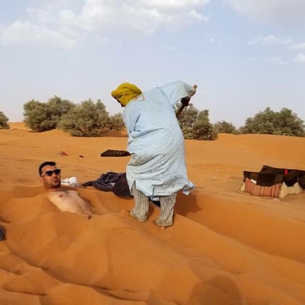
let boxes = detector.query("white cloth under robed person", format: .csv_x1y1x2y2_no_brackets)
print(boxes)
122,80,195,199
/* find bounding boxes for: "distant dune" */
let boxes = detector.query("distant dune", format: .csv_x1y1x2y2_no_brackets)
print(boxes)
0,123,304,305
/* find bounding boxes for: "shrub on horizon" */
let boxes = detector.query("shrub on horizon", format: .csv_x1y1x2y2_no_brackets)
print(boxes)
23,96,75,132
58,99,110,137
0,111,9,129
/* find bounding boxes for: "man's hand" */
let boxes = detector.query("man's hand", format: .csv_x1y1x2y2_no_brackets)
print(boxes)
181,96,191,107
176,84,197,118
190,84,197,97
180,84,197,107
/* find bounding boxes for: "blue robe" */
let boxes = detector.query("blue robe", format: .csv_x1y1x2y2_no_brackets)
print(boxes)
122,80,195,198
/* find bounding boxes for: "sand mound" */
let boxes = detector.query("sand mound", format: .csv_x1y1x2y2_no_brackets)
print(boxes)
1,124,305,304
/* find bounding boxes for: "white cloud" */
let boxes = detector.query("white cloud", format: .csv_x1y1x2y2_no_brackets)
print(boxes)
189,10,209,22
0,20,79,49
290,43,305,51
223,0,305,25
142,0,209,9
59,0,210,33
0,0,210,48
249,35,293,46
294,53,305,64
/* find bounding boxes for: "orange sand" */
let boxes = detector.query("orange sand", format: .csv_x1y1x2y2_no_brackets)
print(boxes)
0,123,304,305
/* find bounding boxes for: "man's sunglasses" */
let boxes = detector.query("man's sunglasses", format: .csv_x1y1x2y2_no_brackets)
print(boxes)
41,169,61,177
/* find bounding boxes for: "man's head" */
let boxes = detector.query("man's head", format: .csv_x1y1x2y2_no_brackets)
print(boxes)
39,161,61,191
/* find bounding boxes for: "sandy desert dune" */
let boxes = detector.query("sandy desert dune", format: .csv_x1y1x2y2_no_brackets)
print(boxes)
0,122,305,305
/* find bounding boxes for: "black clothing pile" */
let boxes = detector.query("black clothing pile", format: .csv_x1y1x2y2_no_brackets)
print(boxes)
83,172,132,198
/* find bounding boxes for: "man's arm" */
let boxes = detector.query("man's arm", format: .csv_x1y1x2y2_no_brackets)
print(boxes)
176,85,197,118
159,81,195,106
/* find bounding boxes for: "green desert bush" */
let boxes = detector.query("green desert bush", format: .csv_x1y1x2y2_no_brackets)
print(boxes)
239,107,305,137
0,111,9,129
58,99,110,137
23,96,74,132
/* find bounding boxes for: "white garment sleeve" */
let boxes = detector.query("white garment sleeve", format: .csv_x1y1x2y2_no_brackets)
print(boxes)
159,80,196,106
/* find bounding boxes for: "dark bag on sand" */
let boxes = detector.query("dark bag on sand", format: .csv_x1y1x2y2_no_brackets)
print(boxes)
112,174,132,198
101,150,130,157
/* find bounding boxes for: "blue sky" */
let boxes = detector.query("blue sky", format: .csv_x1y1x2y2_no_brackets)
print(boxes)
1,0,305,127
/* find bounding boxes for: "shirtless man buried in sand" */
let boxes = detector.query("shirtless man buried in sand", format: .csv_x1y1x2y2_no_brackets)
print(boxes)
39,161,93,219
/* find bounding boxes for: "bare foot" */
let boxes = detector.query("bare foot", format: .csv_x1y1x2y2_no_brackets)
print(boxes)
152,220,167,230
122,210,148,223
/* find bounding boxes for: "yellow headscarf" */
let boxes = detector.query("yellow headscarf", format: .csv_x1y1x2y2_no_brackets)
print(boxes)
111,83,142,106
